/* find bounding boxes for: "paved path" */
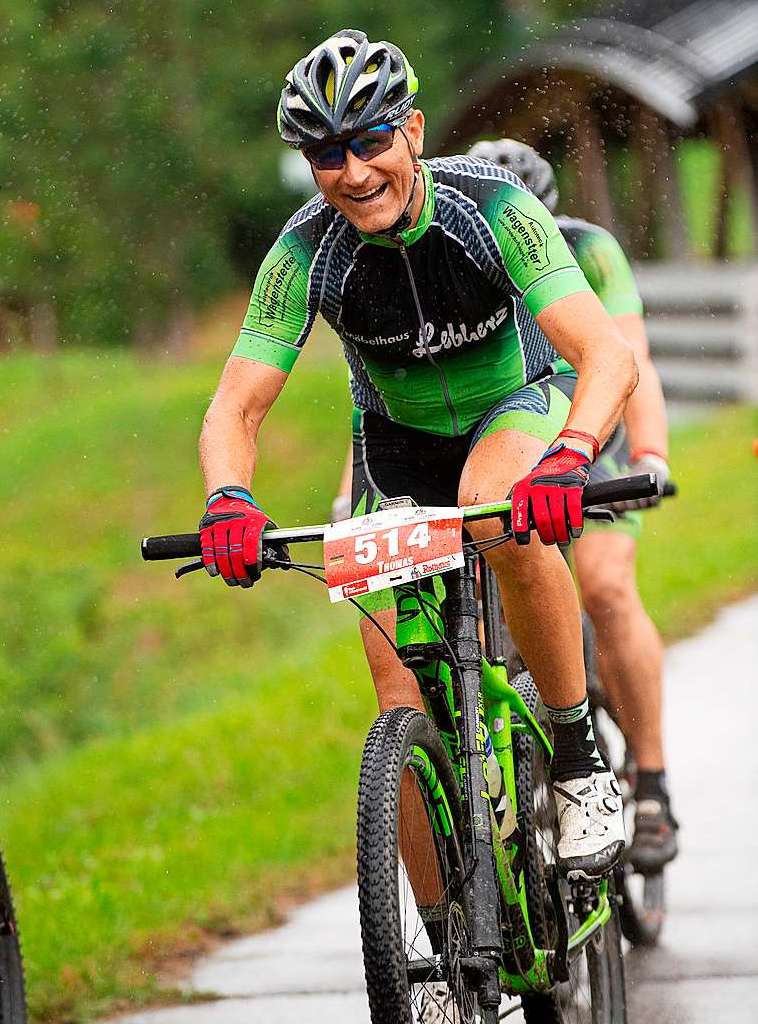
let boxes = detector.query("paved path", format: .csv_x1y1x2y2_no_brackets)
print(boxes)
115,597,758,1023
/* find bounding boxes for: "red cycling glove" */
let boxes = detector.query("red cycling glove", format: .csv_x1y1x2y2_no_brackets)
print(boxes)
199,486,271,588
510,442,592,546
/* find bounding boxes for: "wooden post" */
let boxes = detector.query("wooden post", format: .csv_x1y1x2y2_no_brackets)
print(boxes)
569,89,614,232
630,105,660,259
647,120,689,258
710,99,758,258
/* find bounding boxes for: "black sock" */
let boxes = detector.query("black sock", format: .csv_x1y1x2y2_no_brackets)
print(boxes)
546,696,607,782
635,769,668,803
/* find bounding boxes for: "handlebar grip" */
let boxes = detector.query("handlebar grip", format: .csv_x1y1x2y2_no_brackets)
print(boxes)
141,534,201,561
582,473,657,508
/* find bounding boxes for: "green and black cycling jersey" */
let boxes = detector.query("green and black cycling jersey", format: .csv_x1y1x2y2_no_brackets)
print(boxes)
233,156,596,437
556,216,643,318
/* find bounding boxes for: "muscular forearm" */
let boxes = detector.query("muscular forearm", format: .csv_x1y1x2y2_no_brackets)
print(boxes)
537,293,638,456
623,357,668,458
199,400,259,497
615,313,668,458
198,357,288,499
564,347,637,449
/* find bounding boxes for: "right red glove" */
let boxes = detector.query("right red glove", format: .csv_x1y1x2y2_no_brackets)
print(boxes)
511,431,598,545
199,486,271,588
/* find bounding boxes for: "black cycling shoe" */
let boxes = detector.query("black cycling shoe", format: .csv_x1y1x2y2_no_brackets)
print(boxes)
627,797,679,875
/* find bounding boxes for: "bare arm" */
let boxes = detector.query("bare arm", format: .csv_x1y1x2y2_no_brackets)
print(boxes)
536,291,639,456
614,312,668,459
199,356,288,497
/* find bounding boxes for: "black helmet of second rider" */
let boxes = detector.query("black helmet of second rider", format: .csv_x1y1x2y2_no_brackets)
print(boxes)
468,139,559,214
277,28,419,148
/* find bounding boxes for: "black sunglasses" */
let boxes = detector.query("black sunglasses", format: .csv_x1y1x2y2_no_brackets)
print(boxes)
304,123,399,171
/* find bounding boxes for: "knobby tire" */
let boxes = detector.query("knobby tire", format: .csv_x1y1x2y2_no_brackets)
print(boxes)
0,852,26,1024
357,706,482,1024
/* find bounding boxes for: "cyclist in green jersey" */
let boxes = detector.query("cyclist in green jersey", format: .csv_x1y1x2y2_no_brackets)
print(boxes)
198,31,639,906
467,139,678,871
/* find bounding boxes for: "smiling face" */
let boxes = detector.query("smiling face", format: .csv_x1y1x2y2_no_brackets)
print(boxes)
309,109,425,235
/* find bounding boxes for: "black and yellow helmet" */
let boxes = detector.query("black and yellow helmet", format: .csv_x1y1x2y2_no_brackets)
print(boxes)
468,139,559,213
278,29,419,148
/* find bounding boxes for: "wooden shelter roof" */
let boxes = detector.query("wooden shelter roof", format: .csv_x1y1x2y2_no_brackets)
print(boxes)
438,0,758,145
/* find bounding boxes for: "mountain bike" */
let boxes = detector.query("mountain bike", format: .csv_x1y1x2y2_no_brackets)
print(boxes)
0,851,26,1022
142,472,661,1023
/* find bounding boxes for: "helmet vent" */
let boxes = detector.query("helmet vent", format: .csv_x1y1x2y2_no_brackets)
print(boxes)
278,29,418,148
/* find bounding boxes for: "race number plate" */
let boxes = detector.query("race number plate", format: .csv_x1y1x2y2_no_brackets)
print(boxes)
323,506,465,604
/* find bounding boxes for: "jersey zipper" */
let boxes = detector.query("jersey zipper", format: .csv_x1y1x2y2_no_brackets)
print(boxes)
397,243,461,436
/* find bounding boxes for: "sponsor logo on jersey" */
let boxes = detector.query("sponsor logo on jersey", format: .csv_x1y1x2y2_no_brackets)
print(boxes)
256,247,301,328
342,328,413,348
411,305,510,358
496,200,550,272
343,306,510,358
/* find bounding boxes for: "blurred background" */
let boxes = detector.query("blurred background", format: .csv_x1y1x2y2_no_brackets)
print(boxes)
0,1,755,1021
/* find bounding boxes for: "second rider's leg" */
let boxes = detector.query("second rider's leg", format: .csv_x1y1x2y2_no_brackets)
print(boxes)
573,529,678,869
573,531,664,769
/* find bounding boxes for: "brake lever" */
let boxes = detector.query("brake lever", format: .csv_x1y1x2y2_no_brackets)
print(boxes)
176,559,204,579
583,508,616,524
175,544,290,582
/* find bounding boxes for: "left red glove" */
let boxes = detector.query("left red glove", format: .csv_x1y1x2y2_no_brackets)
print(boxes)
199,486,272,588
511,441,592,546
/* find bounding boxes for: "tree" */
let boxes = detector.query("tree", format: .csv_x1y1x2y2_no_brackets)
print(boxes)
0,1,509,347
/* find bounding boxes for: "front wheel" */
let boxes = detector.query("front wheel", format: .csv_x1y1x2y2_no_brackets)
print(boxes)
357,707,481,1024
0,851,26,1023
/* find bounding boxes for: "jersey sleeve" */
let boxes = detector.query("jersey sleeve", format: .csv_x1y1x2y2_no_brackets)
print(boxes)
231,231,314,373
486,184,592,317
573,228,643,317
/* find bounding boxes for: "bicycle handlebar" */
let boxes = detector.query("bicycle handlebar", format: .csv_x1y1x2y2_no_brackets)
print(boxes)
141,473,673,563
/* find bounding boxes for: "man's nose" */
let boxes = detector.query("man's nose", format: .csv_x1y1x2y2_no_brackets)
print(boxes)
341,149,371,187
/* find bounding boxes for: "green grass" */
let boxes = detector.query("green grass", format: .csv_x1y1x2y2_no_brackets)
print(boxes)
636,405,758,636
0,331,354,771
7,637,373,1021
0,341,755,1021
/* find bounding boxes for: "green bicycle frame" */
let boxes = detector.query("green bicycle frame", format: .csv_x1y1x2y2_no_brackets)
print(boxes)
391,508,612,994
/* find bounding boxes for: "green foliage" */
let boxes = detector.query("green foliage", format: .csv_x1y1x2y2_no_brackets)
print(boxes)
675,139,755,259
0,1,504,345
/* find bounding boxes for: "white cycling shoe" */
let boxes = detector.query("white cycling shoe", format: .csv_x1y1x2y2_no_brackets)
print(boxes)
417,982,460,1023
552,771,626,880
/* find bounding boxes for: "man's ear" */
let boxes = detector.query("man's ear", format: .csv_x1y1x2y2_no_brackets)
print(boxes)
405,108,425,158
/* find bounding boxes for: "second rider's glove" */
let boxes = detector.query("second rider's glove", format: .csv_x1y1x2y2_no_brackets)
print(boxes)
199,486,273,588
511,432,597,546
626,450,670,509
